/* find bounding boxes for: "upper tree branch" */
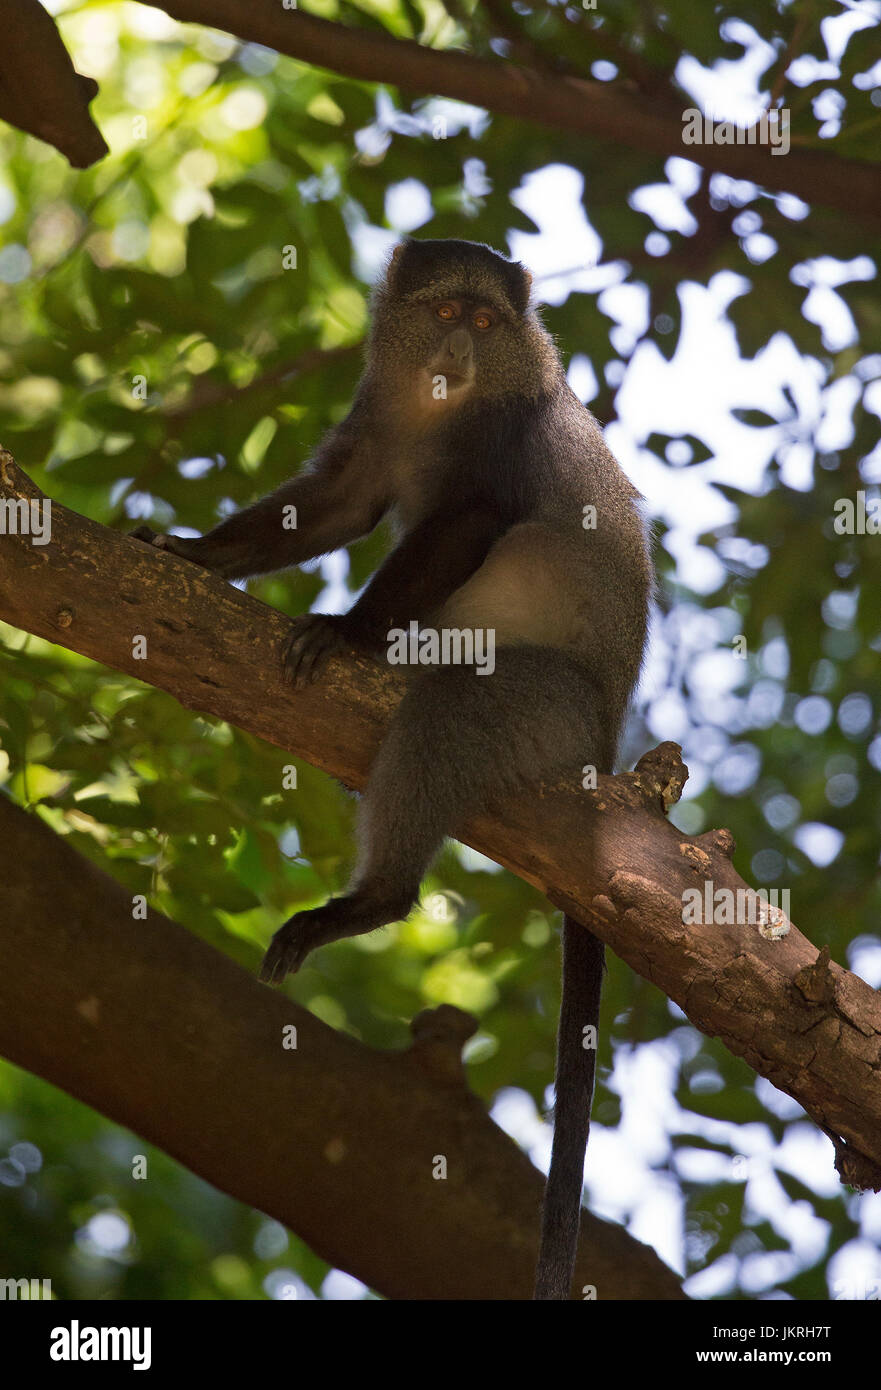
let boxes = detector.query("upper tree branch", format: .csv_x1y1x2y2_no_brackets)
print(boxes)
147,0,878,223
1,446,880,1192
0,0,107,167
4,0,874,224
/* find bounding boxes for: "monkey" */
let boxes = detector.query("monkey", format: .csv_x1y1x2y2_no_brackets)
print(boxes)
133,238,653,1300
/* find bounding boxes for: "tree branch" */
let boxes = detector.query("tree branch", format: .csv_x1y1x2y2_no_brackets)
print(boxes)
0,0,107,167
1,445,880,1195
4,0,873,222
144,0,878,223
0,791,681,1299
161,343,362,421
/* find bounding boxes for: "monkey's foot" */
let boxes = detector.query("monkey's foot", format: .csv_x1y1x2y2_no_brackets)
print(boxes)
282,614,355,689
260,888,414,984
260,897,371,983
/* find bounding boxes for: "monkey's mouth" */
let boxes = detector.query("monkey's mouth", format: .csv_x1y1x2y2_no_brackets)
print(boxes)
427,367,473,388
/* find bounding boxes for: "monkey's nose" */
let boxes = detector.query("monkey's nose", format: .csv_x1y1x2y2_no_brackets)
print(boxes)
445,328,473,367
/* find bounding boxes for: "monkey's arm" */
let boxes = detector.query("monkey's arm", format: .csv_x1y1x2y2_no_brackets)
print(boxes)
353,504,505,632
284,504,505,687
133,416,387,581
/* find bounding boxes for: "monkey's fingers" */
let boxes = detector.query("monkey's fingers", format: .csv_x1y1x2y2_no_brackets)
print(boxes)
131,528,222,574
281,618,317,687
282,616,344,689
131,525,168,547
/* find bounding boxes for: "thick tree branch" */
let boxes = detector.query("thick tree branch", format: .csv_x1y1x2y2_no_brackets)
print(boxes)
0,0,107,167
1,446,880,1195
146,0,878,223
0,790,682,1300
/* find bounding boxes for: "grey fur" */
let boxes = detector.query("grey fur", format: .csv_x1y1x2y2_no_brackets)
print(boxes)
133,238,653,1300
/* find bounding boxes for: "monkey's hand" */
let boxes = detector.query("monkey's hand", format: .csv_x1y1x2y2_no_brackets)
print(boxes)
131,524,163,546
282,613,379,689
130,526,218,572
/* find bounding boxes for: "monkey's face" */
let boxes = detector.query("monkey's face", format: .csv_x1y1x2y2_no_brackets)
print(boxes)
418,297,498,405
383,288,549,419
371,239,554,421
379,292,518,418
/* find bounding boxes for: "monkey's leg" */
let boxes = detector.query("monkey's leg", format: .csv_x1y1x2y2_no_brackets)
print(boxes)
259,673,455,984
260,650,605,983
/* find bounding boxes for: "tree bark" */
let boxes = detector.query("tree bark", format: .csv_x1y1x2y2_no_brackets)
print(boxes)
1,445,880,1197
0,790,682,1300
0,0,107,167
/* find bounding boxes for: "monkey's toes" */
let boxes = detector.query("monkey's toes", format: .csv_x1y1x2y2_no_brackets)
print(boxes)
282,615,345,690
131,525,167,547
259,908,325,983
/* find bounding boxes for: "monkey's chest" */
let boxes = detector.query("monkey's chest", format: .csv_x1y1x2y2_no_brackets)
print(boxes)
388,451,448,531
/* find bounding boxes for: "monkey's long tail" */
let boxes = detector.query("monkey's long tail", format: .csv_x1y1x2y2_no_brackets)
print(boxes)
351,649,608,1299
533,916,605,1301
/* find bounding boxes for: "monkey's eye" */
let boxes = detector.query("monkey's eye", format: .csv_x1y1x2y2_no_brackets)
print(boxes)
473,310,495,331
435,303,459,323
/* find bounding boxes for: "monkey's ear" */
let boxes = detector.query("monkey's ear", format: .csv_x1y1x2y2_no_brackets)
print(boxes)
385,241,408,287
515,264,533,314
